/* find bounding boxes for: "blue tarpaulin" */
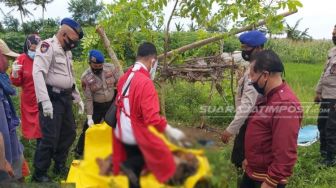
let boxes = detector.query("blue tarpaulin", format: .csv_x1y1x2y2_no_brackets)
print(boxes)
297,125,319,146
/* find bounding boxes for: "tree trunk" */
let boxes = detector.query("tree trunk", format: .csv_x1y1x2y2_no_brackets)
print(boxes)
160,0,178,116
20,12,24,24
96,25,124,76
158,80,166,116
42,8,45,26
157,10,297,62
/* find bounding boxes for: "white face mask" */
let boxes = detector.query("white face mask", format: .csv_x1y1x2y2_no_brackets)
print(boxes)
150,59,158,80
27,50,35,59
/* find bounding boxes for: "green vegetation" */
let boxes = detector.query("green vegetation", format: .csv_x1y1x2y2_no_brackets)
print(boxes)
15,41,331,187
205,62,327,187
4,27,331,186
1,0,333,187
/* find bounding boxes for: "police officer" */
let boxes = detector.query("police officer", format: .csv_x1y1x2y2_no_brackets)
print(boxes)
74,49,120,158
315,25,336,166
32,18,84,182
220,30,266,185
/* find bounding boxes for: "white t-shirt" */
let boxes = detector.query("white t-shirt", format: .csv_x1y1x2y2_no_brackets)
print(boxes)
114,62,148,145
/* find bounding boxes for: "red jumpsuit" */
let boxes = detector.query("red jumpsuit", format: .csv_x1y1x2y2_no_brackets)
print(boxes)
10,54,41,139
113,67,176,183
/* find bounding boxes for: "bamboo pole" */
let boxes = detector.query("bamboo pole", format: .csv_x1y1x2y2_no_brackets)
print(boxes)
96,25,124,76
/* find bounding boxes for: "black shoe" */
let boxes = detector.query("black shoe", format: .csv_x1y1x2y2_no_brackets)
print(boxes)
321,159,336,167
120,164,139,187
320,157,329,165
32,172,52,182
53,163,69,176
320,154,336,167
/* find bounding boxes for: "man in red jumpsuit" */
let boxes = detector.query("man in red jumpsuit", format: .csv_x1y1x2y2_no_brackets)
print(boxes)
113,42,185,188
10,34,42,141
241,50,302,188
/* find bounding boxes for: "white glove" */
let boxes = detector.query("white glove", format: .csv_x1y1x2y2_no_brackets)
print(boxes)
165,124,185,141
11,61,22,78
78,100,84,115
87,115,94,127
42,100,53,119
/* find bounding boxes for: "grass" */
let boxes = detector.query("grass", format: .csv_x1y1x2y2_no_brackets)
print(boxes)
14,60,333,187
204,62,333,188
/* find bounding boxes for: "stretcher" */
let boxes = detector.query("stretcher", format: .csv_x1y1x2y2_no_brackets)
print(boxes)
66,122,211,188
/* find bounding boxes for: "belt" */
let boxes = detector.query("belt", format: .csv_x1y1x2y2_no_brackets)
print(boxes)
47,85,73,95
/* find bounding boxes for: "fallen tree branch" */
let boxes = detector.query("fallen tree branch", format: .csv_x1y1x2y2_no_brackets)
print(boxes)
157,10,297,62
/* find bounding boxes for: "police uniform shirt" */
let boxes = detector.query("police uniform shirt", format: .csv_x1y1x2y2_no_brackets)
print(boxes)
226,66,259,135
81,63,120,115
33,35,79,103
316,47,336,99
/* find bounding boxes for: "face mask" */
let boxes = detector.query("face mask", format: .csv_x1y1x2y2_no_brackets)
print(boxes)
92,68,103,75
241,48,255,61
250,73,268,95
333,36,336,45
63,34,79,51
150,59,158,80
27,50,35,59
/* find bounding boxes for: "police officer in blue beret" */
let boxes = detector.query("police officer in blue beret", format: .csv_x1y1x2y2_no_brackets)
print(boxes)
74,50,120,158
32,18,84,182
221,30,267,185
239,30,267,61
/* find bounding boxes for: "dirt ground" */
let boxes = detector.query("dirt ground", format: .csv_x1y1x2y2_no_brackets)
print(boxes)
177,125,226,149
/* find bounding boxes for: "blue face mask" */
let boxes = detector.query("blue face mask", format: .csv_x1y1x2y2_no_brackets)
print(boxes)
27,50,35,59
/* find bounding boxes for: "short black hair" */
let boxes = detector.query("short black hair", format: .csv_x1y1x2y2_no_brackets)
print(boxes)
251,50,284,73
137,42,157,58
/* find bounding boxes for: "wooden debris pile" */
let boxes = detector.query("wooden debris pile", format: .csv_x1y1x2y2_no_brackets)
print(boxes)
160,55,239,83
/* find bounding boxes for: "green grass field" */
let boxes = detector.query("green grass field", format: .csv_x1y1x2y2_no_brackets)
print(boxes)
18,61,334,187
205,62,336,188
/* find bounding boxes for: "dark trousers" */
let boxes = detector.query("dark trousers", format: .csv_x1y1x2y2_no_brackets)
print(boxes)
123,144,145,188
75,101,112,156
231,121,248,168
317,99,336,157
240,173,286,188
34,94,76,174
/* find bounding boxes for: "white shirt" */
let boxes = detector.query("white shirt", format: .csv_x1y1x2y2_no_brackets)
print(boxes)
114,62,148,145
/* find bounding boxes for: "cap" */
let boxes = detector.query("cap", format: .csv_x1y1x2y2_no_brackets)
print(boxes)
0,39,19,58
89,50,104,64
239,30,267,47
61,18,84,39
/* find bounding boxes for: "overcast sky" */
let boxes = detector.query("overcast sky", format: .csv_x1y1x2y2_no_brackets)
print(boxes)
0,0,334,39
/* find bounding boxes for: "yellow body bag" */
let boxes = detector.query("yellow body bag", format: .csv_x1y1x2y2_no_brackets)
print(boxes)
66,123,211,188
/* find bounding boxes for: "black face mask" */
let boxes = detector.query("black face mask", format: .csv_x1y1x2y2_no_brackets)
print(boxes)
333,36,336,45
251,73,268,95
63,34,79,51
241,48,255,61
92,68,103,75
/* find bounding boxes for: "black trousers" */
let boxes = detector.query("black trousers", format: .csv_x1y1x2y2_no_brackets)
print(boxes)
75,101,112,156
34,94,76,174
123,144,145,188
317,99,336,157
231,121,248,168
240,173,286,188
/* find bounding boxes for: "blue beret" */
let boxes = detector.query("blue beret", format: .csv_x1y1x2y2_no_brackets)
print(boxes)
239,30,267,47
61,18,84,39
89,50,104,64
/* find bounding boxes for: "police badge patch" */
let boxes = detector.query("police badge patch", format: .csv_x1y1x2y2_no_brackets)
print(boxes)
40,42,50,53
